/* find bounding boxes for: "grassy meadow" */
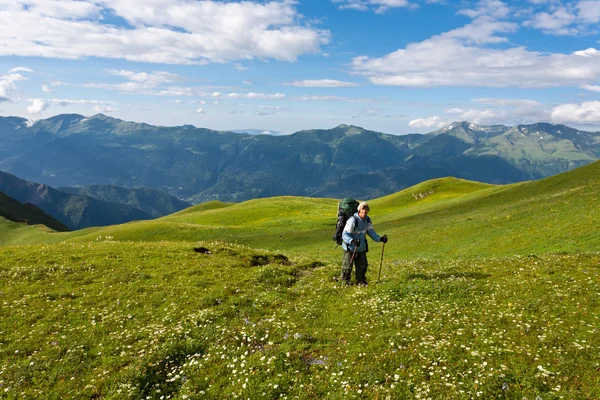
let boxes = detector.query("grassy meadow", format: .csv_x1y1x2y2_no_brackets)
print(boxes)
1,161,599,399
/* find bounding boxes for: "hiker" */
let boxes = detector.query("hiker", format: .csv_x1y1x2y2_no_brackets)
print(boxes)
340,202,387,286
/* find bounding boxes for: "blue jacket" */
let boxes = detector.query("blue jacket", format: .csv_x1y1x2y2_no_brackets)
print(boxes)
341,212,382,252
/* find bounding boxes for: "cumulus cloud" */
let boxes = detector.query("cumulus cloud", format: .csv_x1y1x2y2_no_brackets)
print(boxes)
0,1,329,64
524,7,577,35
408,116,450,128
577,0,600,23
551,101,600,124
457,0,511,20
410,97,554,128
26,98,49,115
196,108,205,114
524,0,600,36
93,104,118,113
285,79,358,87
351,18,600,88
0,71,28,102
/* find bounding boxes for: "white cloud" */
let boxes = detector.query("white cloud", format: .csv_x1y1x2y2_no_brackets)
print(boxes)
332,0,411,13
8,66,33,74
0,1,329,64
0,80,16,102
473,98,545,108
41,84,51,93
411,96,554,128
26,98,49,115
551,101,600,124
18,0,100,19
408,116,449,128
577,0,600,23
581,84,600,92
0,71,28,101
445,17,517,44
83,69,187,92
196,108,205,114
285,79,358,87
446,107,503,124
524,7,577,35
51,98,116,107
350,18,600,88
106,69,184,84
457,0,511,20
93,105,118,113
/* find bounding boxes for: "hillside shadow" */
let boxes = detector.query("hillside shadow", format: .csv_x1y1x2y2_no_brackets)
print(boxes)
407,271,491,281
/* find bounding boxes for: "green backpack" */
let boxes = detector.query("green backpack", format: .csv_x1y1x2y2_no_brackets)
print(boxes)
333,198,359,245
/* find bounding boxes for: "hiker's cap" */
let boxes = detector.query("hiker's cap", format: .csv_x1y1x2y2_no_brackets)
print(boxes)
358,202,370,212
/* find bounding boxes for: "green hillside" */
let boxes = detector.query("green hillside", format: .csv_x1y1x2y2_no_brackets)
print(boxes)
1,163,599,399
0,190,69,245
32,160,598,261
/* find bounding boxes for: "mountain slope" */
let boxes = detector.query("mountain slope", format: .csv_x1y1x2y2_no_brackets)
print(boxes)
58,185,191,218
0,114,598,203
0,190,69,232
50,160,600,260
0,171,154,230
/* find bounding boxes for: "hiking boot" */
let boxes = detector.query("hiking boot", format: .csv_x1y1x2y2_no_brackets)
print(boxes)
342,280,352,286
357,281,368,287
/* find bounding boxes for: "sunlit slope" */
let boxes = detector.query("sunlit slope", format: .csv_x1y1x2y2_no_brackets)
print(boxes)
51,180,496,251
169,200,234,216
372,159,600,258
15,161,598,258
0,217,64,245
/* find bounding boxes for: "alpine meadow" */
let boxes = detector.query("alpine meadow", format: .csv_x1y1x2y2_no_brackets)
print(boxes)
1,160,599,399
4,0,600,399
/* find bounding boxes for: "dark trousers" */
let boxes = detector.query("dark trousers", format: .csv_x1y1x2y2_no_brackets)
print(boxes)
341,249,368,283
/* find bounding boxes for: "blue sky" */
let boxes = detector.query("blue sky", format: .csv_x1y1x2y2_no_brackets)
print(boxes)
1,0,600,134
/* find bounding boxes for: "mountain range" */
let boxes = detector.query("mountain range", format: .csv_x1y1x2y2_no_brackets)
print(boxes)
0,114,598,203
0,170,191,230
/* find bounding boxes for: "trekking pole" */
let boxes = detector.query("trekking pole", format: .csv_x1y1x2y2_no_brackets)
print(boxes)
377,241,386,282
349,245,358,266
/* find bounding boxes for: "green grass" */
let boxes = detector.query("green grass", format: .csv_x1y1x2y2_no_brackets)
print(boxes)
1,161,600,399
1,242,599,399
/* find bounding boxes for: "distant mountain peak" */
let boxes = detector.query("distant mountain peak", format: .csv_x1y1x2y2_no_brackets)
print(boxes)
334,124,366,135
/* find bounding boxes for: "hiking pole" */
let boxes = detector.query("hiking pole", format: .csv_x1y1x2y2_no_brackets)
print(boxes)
349,245,358,266
377,241,386,282
338,245,358,283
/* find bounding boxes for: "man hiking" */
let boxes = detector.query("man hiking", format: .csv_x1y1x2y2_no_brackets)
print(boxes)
340,201,387,286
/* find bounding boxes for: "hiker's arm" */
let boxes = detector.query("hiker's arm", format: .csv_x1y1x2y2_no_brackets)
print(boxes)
366,220,382,242
342,218,356,245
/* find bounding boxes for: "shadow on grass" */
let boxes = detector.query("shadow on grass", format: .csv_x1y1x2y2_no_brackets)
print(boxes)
407,271,492,281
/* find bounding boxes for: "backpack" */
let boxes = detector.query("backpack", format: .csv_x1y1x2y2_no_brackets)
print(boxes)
333,198,359,245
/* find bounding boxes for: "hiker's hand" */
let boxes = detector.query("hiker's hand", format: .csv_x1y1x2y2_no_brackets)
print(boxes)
351,239,360,246
381,235,388,243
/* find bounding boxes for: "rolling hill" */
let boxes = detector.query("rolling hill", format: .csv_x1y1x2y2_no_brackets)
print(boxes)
1,161,599,399
16,159,597,261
